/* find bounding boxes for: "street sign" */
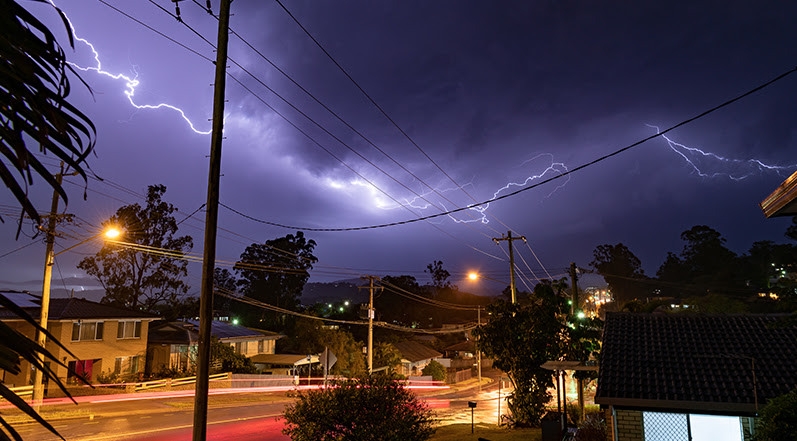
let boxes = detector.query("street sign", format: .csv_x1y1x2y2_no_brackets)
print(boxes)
321,348,338,370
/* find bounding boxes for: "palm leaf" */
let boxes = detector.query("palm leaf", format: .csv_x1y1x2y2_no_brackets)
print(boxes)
0,0,96,227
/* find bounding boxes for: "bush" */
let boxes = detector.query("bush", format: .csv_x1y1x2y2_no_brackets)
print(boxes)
421,360,446,382
282,375,436,441
754,390,797,441
575,415,607,441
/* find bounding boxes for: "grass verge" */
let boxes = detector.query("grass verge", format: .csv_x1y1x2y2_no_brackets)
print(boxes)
430,423,540,441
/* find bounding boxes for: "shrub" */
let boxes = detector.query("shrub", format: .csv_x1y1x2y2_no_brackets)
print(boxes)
421,360,446,382
754,389,797,441
282,375,436,441
575,415,607,441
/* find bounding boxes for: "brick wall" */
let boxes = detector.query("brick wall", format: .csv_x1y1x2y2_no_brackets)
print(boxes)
613,409,643,441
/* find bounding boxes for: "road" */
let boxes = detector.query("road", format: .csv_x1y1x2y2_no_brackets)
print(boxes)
11,377,511,440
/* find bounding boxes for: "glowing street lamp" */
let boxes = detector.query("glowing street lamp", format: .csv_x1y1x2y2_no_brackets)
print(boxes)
33,226,122,405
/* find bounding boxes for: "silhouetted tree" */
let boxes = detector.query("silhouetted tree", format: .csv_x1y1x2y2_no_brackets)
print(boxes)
78,185,193,312
590,243,648,307
234,232,317,327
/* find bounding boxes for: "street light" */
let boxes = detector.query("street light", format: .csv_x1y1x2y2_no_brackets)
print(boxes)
32,226,122,406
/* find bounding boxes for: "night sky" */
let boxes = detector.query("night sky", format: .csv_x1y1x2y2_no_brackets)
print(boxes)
2,0,796,299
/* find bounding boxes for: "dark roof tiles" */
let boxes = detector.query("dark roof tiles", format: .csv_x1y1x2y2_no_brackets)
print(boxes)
596,313,797,412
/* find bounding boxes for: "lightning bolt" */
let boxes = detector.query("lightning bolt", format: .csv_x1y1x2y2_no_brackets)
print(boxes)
382,153,570,224
648,124,797,180
54,1,211,135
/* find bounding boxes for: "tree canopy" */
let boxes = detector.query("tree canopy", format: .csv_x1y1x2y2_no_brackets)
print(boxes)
590,243,647,308
78,185,193,312
233,231,317,327
473,280,602,426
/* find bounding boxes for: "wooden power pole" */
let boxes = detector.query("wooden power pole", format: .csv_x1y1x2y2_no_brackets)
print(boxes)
493,231,526,303
359,276,381,373
193,0,231,440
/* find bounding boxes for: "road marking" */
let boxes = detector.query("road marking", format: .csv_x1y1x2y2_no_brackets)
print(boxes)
73,413,283,440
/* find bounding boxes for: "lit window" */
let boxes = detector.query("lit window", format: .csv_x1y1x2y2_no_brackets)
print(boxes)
117,321,142,339
71,321,104,341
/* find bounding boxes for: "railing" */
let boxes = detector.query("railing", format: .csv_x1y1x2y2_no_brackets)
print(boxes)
7,385,33,398
134,372,230,391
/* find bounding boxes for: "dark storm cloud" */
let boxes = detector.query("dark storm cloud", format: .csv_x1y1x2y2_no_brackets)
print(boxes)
2,0,797,293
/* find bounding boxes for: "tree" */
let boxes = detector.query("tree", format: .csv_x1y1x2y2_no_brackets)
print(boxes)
754,389,797,441
590,243,647,308
211,339,256,374
425,260,451,290
421,360,446,382
278,318,366,377
657,225,743,298
234,231,317,327
2,0,97,229
379,275,422,325
282,375,436,441
373,342,402,374
78,185,193,312
212,267,238,316
473,280,602,426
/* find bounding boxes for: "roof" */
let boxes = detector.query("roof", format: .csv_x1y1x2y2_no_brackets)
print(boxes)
595,313,797,415
148,320,282,344
442,340,476,353
392,340,442,363
0,294,155,321
760,169,797,217
250,353,317,366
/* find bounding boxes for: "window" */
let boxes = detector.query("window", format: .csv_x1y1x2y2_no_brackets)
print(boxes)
235,342,244,354
258,340,264,354
71,321,104,341
114,355,142,375
117,320,142,339
643,412,743,441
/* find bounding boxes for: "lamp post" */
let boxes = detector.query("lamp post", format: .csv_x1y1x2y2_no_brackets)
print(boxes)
32,227,121,406
467,272,508,388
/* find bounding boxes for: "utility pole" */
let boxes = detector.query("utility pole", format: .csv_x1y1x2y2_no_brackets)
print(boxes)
193,1,231,440
476,307,482,386
32,164,65,408
569,262,585,422
569,262,578,315
359,276,381,373
493,231,526,303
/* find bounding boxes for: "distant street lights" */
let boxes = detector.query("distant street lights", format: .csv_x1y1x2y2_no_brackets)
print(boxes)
32,226,122,406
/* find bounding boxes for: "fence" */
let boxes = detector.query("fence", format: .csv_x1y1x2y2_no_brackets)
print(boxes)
134,372,230,391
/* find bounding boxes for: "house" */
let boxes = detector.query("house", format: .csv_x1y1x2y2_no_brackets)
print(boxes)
595,312,797,441
0,292,156,387
249,353,318,376
392,340,442,377
146,319,282,374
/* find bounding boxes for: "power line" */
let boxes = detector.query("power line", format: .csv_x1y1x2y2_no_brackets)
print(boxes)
219,65,797,231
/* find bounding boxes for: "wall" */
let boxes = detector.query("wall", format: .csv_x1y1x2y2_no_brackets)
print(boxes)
613,408,643,441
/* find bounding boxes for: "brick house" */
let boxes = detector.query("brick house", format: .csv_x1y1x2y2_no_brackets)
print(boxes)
595,313,797,441
146,319,282,374
0,293,156,388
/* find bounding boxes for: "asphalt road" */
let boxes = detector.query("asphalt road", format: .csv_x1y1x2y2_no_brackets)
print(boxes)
11,376,509,440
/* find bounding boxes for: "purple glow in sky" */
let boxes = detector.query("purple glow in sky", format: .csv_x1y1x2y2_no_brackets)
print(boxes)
2,0,797,299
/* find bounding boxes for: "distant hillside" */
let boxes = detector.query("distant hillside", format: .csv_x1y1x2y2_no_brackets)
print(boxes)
301,281,365,304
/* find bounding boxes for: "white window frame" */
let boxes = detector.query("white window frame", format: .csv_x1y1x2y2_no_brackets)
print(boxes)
116,320,142,339
71,321,104,341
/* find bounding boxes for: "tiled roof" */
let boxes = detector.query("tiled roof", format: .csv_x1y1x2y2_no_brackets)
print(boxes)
393,340,442,363
595,313,797,415
0,295,155,320
149,320,282,344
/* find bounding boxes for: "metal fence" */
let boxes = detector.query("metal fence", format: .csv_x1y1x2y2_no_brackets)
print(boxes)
642,412,690,441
